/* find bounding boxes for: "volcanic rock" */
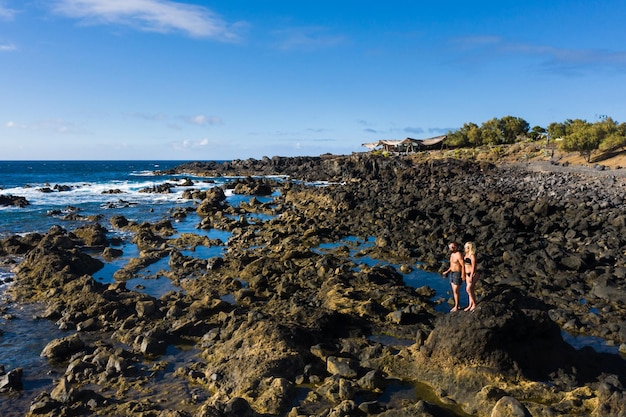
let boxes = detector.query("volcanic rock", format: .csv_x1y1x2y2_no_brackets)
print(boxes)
0,194,29,207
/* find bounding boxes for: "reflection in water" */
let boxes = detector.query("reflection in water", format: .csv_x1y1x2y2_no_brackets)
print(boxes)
220,294,236,305
127,343,207,413
92,242,139,284
367,334,414,348
375,380,472,417
181,245,225,259
0,301,67,416
561,330,622,356
375,380,416,408
126,275,180,299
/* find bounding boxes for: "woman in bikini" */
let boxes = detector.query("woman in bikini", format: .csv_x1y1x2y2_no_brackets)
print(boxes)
463,242,478,311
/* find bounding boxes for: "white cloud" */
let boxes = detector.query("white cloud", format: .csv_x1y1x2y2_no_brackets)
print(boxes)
0,4,17,20
185,114,222,126
450,35,501,50
272,26,347,51
124,111,167,121
449,35,626,74
5,119,85,134
0,42,16,51
171,137,212,150
52,0,243,41
124,112,223,126
404,127,424,135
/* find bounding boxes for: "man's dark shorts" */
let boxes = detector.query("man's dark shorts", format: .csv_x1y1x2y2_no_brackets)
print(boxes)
449,271,462,285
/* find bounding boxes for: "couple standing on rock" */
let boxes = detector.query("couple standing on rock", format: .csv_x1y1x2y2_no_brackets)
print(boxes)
442,241,478,312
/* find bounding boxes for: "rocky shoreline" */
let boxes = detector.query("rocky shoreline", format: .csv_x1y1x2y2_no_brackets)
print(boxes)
1,154,625,416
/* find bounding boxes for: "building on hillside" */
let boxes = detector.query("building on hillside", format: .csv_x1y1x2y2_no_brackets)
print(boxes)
362,135,446,154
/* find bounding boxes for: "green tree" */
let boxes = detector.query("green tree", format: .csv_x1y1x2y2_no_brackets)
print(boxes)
599,132,626,152
446,122,483,147
560,120,602,162
529,125,546,141
564,119,587,135
547,121,567,140
598,118,626,151
465,122,482,146
500,116,530,143
445,129,467,147
480,118,502,145
478,116,530,145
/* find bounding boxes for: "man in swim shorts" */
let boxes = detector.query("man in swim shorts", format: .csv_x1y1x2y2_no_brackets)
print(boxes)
442,241,465,312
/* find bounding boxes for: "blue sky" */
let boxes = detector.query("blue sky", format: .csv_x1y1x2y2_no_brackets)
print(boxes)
1,1,625,160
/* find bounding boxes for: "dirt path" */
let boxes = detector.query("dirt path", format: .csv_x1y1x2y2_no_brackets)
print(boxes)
517,160,626,178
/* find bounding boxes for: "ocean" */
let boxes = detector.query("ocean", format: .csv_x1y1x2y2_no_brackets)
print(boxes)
0,160,231,237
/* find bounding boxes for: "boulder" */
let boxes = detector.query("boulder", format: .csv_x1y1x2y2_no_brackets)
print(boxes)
12,226,104,290
29,393,61,415
71,223,109,247
0,367,23,392
230,177,274,196
201,319,305,413
251,377,294,415
0,194,29,207
50,376,78,403
388,285,626,416
490,396,531,417
595,375,626,417
41,333,85,360
327,356,358,378
196,187,227,216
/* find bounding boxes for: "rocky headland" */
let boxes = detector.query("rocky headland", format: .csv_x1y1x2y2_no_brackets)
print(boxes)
1,150,626,417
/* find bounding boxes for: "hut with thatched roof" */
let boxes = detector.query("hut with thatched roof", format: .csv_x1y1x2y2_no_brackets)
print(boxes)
362,135,446,154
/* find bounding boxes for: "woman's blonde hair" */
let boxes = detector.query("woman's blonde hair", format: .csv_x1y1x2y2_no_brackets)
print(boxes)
464,241,476,256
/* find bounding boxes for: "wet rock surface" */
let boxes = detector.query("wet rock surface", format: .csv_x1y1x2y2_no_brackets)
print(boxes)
1,154,626,416
0,194,29,207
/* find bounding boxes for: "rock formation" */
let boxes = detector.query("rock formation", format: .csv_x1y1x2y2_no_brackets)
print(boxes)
2,154,625,416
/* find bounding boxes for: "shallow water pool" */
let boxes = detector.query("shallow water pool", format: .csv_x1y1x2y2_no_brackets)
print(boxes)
0,299,68,416
561,330,623,356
